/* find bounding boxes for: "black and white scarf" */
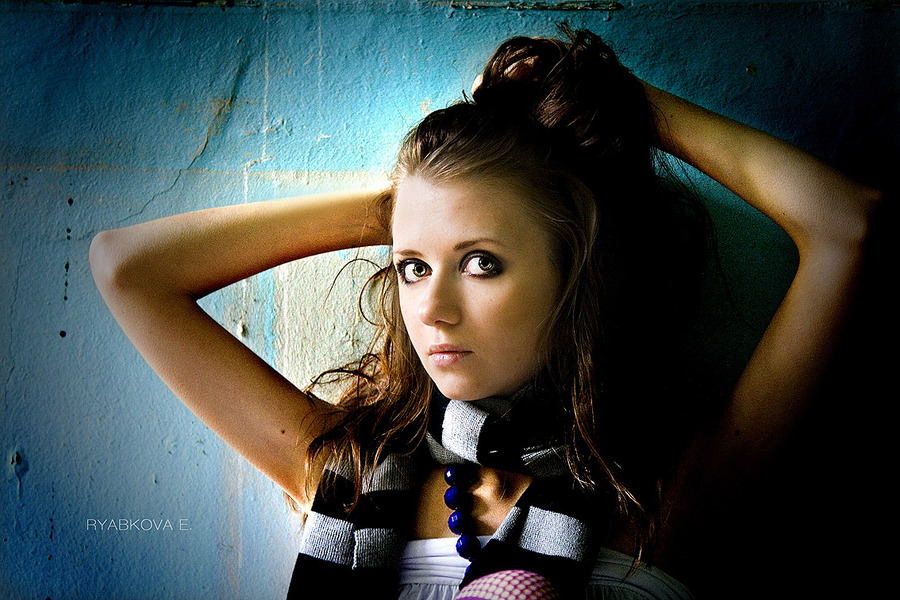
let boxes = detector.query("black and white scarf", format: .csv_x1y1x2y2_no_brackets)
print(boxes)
287,385,613,600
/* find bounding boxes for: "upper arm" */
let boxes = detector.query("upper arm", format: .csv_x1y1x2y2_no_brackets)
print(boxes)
90,230,337,506
644,83,881,482
641,80,884,566
715,241,864,467
666,186,880,520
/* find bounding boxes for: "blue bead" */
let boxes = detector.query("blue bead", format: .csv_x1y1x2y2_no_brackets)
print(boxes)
444,485,461,509
455,534,481,560
447,510,466,534
444,465,459,485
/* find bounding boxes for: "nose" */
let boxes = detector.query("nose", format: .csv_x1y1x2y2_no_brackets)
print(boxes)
417,273,461,327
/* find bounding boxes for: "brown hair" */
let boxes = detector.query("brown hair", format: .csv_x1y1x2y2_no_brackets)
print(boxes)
304,25,709,560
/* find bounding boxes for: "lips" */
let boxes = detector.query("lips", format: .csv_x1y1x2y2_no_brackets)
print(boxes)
427,343,472,367
428,343,468,355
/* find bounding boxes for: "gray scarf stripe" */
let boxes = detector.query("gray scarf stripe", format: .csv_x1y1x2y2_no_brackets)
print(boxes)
354,528,407,569
441,400,488,462
298,512,356,566
425,431,471,465
494,505,592,561
366,453,421,491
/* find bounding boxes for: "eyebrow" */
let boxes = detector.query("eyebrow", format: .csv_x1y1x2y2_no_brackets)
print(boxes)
392,237,506,259
453,237,505,251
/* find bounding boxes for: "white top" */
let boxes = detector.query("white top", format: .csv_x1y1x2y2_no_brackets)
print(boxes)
396,537,695,600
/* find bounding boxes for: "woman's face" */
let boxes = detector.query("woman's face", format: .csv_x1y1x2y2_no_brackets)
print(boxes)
392,176,561,401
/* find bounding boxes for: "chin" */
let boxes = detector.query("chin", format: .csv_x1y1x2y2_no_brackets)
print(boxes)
429,376,485,402
431,375,520,402
433,384,480,402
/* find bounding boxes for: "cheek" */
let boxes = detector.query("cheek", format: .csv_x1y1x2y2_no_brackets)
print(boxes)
506,277,559,347
396,289,430,360
397,291,418,335
485,284,552,348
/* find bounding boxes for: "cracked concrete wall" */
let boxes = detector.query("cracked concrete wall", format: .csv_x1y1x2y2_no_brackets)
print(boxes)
1,1,895,599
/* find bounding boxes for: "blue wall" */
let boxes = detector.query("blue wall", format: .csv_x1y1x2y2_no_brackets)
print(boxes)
2,1,895,599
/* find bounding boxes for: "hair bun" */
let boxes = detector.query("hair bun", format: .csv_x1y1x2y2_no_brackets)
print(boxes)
473,25,653,170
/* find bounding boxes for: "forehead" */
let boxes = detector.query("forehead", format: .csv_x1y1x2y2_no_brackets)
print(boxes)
391,176,544,248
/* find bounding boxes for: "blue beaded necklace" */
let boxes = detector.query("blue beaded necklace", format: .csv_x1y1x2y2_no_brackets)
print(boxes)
443,463,482,560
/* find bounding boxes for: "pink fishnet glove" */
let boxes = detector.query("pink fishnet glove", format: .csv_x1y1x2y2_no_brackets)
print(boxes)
454,570,561,600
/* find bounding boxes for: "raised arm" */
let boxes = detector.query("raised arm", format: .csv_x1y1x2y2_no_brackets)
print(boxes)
90,185,391,506
642,83,882,504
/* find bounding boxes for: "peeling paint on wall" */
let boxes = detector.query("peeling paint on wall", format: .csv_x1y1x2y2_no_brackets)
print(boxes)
7,448,28,500
424,0,623,10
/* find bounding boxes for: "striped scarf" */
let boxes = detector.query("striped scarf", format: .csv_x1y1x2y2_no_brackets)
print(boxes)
288,385,613,600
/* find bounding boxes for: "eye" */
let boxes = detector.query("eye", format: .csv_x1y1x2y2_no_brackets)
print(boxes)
395,259,430,284
462,253,502,277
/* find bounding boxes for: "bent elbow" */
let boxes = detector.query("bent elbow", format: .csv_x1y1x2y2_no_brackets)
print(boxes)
841,185,884,257
90,228,136,295
805,184,884,258
860,186,885,239
89,230,116,291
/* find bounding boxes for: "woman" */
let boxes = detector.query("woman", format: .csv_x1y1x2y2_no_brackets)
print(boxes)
90,27,880,600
